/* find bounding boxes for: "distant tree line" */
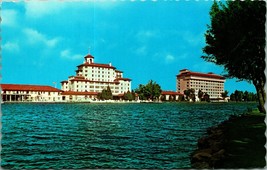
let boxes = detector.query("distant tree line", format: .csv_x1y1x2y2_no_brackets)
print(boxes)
229,90,258,102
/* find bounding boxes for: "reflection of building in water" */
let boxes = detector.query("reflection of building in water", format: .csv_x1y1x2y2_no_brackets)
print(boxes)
176,69,225,99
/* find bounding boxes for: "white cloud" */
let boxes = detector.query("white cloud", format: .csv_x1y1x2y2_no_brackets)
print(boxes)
23,28,59,48
135,46,147,56
60,49,83,60
24,1,68,18
2,42,20,52
165,54,175,64
2,9,17,27
24,1,119,19
136,30,159,42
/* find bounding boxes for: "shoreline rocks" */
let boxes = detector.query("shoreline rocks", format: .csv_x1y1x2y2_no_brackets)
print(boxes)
191,112,266,169
190,115,241,169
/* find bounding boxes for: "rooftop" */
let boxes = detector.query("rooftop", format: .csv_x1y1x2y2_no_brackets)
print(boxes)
161,91,183,95
77,62,116,69
1,84,62,92
84,54,94,59
177,70,225,80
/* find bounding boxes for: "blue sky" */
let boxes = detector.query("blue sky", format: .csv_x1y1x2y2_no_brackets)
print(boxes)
2,0,256,94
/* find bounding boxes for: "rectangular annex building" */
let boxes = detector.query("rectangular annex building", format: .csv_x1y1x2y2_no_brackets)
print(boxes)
176,69,226,99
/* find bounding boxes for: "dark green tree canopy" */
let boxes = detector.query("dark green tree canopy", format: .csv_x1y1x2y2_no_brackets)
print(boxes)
97,86,113,100
123,91,135,101
135,80,162,101
202,0,266,112
203,0,265,83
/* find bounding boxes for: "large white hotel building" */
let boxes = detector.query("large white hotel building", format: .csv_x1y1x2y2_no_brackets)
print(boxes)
176,69,226,99
60,53,131,99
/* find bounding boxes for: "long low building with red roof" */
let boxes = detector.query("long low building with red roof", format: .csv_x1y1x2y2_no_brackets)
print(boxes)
161,91,184,101
1,84,63,102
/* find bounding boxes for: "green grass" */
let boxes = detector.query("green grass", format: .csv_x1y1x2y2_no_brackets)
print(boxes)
220,110,266,168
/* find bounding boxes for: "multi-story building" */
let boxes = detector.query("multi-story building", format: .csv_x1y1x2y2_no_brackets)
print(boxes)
176,69,226,99
1,84,63,102
60,53,131,100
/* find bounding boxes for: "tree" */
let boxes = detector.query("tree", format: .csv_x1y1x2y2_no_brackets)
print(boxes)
203,93,210,102
198,90,204,101
229,90,258,102
135,80,162,101
230,93,236,102
184,88,196,102
97,86,113,100
243,91,249,102
123,91,135,101
202,0,266,113
221,90,229,99
234,90,244,102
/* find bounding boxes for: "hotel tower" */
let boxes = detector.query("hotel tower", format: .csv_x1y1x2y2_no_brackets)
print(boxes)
61,54,131,98
176,69,225,99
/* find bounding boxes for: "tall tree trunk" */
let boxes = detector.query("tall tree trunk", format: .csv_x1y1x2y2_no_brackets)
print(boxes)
254,82,266,114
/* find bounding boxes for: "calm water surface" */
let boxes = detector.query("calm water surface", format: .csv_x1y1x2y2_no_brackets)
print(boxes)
1,102,257,169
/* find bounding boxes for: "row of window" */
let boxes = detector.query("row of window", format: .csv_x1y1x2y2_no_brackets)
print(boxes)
74,89,125,94
3,91,59,95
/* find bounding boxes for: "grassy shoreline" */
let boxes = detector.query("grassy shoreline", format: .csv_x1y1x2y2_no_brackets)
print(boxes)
191,110,266,168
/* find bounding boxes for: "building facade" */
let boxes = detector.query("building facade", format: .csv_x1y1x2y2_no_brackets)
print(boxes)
1,84,62,102
176,69,226,99
60,54,131,99
161,91,183,101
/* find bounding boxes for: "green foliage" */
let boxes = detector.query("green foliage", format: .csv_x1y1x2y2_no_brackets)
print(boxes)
123,91,135,101
229,90,257,102
198,90,204,100
160,95,166,101
97,86,113,100
135,80,162,101
221,90,229,99
203,0,266,113
203,93,210,102
184,88,196,102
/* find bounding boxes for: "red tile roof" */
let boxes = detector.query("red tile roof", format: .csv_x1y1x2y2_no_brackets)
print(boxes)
61,91,98,95
78,62,116,69
73,76,85,80
69,79,120,84
84,54,94,59
161,91,183,95
115,70,123,73
177,71,225,80
60,80,68,84
1,84,62,92
115,78,131,81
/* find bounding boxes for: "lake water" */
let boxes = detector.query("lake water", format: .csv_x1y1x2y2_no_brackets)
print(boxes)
1,102,257,169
